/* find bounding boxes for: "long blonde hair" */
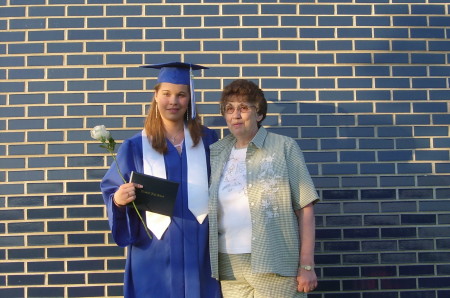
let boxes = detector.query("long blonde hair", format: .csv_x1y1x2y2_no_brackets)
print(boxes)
144,83,203,154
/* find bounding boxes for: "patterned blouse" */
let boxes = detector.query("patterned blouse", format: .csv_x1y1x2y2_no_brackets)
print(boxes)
209,127,319,279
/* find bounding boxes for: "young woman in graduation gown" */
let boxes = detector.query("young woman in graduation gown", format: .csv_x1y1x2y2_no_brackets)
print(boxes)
100,62,221,298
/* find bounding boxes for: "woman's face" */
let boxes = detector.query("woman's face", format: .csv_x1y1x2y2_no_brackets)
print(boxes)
155,82,190,123
224,95,263,142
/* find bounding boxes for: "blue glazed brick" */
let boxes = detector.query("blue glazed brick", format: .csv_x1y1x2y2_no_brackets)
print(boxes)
10,18,45,29
281,16,315,26
1,6,26,17
28,131,64,142
281,66,315,77
280,40,312,51
338,103,373,113
67,80,103,91
87,67,122,78
393,16,427,26
261,78,296,89
376,102,410,113
355,66,389,77
378,126,413,137
204,41,239,51
319,91,354,101
28,55,64,66
262,28,297,38
430,66,450,76
378,150,413,162
0,82,24,92
355,40,390,51
106,54,141,65
0,56,25,67
48,118,83,129
68,29,104,40
436,163,450,173
145,5,180,15
359,115,393,125
68,5,103,16
67,105,103,116
317,40,352,51
107,79,141,90
430,16,450,26
87,17,123,28
338,78,372,88
9,69,45,80
28,81,65,92
301,127,337,138
48,42,83,53
126,17,162,27
356,16,390,26
0,31,25,42
411,28,445,38
222,54,259,64
164,40,201,51
398,163,432,174
323,164,358,175
374,4,409,14
223,28,258,38
48,68,84,79
413,78,446,88
433,115,450,125
125,41,161,52
300,103,335,113
9,119,45,130
145,29,181,39
48,17,84,28
261,53,297,64
8,170,44,182
48,93,85,104
361,163,395,174
300,28,335,38
413,102,447,113
374,28,408,38
166,16,201,27
299,4,334,15
430,90,450,100
320,115,355,126
396,115,430,125
359,138,393,150
107,5,142,15
318,66,352,77
185,29,220,39
342,177,378,188
184,4,219,15
319,16,353,26
27,183,64,194
222,4,258,15
376,78,410,88
206,16,240,27
336,53,371,64
341,151,375,162
374,53,409,64
393,66,427,76
300,78,334,89
281,91,315,101
337,4,371,14
412,4,446,14
28,106,64,117
107,29,142,40
321,138,356,150
392,40,427,51
281,115,317,126
34,4,68,17
8,43,45,54
261,4,296,14
415,126,448,137
243,16,278,26
242,66,277,77
338,28,371,38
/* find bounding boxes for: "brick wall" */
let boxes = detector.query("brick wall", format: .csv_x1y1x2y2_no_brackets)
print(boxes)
1,1,450,297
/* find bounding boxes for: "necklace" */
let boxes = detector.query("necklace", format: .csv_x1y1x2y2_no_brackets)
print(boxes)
167,130,184,144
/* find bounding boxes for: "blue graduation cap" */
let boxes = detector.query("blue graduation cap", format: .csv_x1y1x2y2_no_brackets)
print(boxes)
141,62,208,119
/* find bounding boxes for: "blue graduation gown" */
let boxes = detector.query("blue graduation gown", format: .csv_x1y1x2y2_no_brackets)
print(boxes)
101,127,221,298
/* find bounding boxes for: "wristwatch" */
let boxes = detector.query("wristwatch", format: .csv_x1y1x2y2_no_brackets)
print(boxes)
300,265,314,271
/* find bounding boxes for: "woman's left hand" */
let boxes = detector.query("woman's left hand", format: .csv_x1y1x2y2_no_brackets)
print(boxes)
297,268,318,293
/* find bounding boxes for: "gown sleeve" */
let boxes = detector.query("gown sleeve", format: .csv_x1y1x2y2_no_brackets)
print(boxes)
100,135,144,247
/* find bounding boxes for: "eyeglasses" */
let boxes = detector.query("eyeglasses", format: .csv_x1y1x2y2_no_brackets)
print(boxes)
224,103,256,114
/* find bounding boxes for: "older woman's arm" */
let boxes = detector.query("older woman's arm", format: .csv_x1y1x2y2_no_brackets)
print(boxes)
295,203,318,293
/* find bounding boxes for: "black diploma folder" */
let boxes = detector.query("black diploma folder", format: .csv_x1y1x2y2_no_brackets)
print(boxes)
129,171,179,217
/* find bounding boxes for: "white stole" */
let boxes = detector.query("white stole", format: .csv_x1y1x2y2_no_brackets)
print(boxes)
141,126,209,239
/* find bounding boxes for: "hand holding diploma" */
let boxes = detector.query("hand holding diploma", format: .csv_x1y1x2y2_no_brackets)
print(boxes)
113,182,143,207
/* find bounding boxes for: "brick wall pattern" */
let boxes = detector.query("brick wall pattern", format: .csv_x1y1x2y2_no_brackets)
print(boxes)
1,0,450,297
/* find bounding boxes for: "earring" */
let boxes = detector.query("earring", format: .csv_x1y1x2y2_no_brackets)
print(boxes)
155,104,158,119
186,110,189,122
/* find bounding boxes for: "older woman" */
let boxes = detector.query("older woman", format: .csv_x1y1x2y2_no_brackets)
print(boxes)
209,79,319,297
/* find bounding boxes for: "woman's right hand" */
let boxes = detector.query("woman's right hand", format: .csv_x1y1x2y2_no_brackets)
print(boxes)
113,183,142,207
